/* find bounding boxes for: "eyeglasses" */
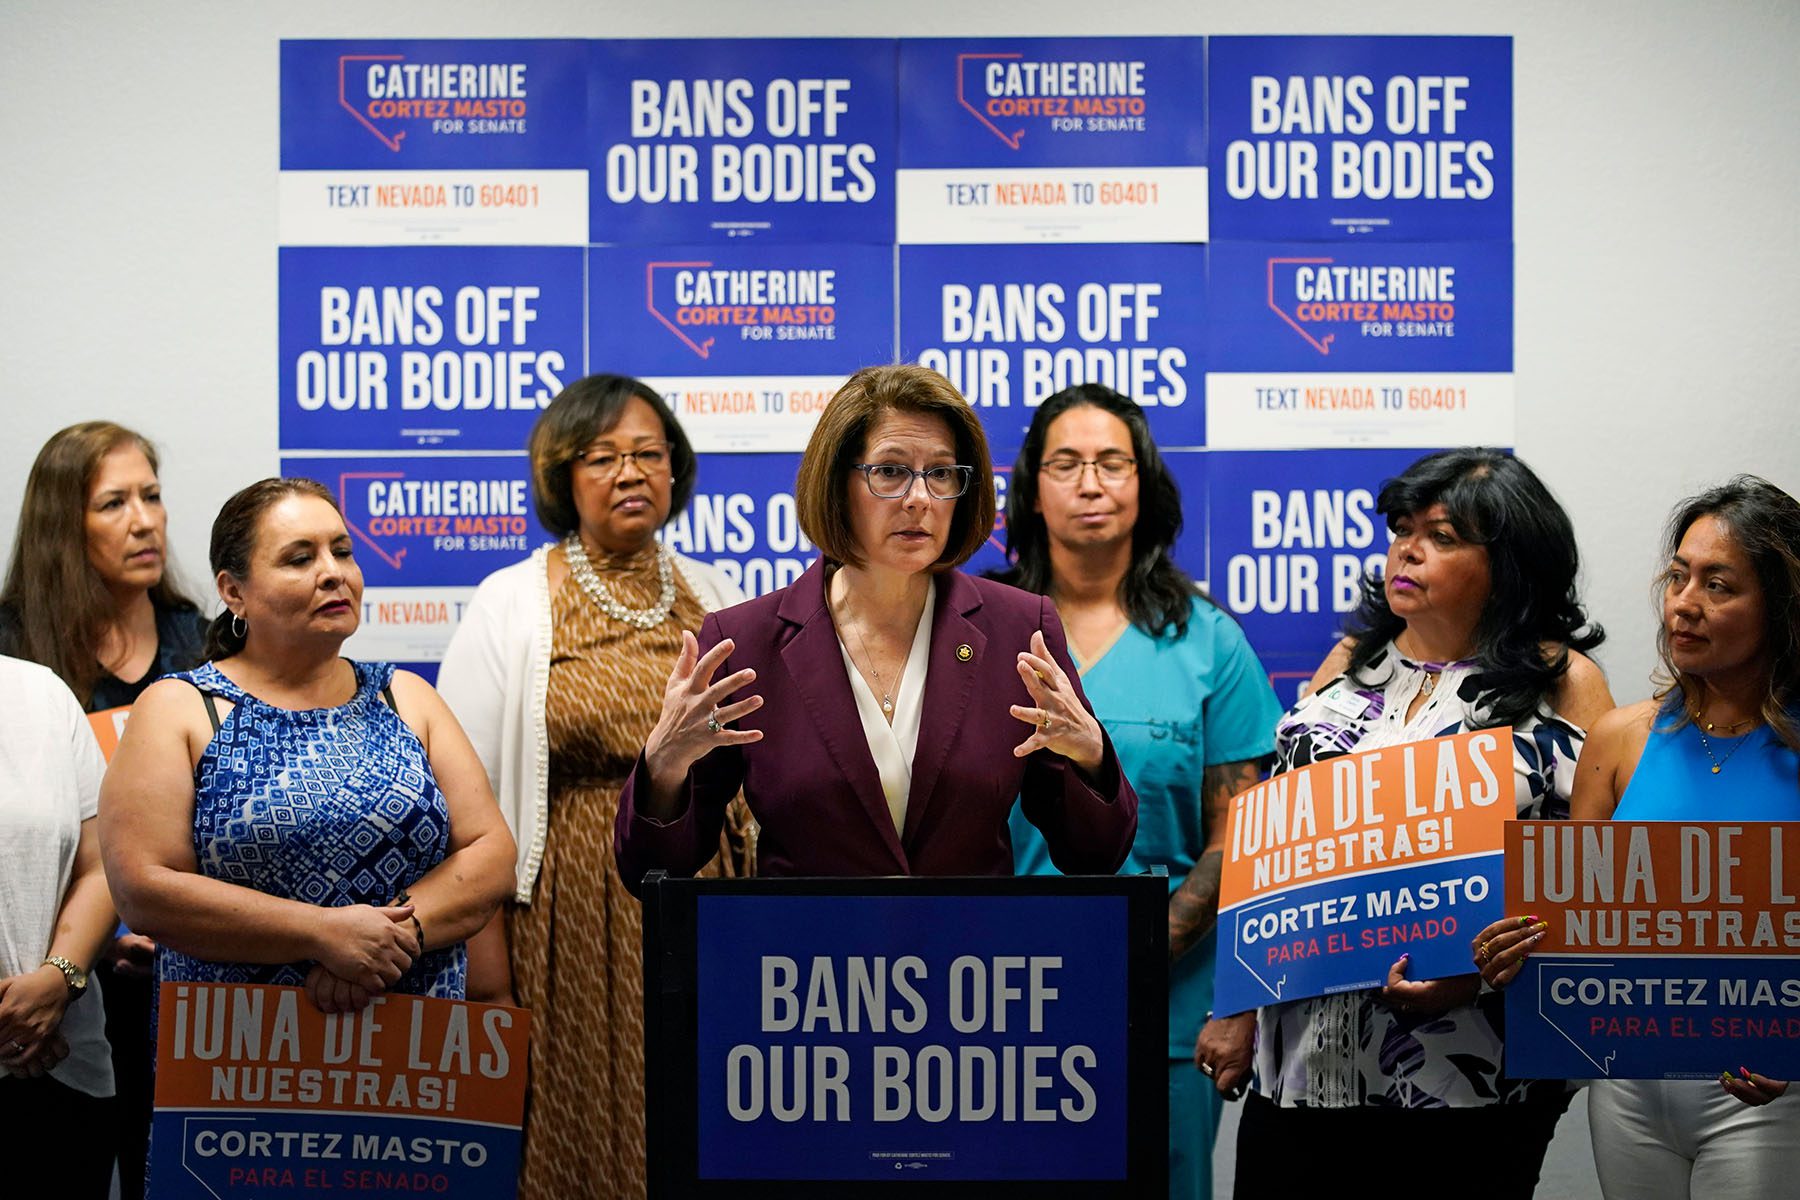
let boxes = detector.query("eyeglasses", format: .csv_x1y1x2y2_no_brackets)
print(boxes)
1039,454,1137,484
573,443,671,479
851,463,974,500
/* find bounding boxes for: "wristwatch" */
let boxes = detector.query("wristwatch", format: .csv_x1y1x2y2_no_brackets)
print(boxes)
43,955,89,1001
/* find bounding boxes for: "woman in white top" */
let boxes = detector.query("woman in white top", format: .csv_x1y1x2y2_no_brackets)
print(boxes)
0,656,118,1198
437,373,744,1200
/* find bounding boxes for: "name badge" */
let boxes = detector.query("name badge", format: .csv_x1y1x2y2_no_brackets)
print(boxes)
1321,684,1371,720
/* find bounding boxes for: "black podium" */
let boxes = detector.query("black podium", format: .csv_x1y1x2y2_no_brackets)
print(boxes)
642,872,1168,1198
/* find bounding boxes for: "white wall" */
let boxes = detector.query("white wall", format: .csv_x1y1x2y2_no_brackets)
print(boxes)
3,0,1796,703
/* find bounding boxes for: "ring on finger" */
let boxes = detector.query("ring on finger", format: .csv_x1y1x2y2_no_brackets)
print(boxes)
706,708,723,735
1039,710,1052,732
1200,1061,1215,1077
1477,941,1490,962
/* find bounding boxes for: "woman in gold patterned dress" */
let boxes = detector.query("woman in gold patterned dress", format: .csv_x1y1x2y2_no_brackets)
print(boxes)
438,374,746,1200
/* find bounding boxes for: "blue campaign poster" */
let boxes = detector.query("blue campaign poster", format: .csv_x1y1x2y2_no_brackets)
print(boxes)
899,243,1205,455
962,448,1208,586
590,243,892,451
1208,241,1512,373
281,454,538,590
279,247,585,452
898,37,1203,168
590,243,894,376
281,39,589,168
667,453,812,599
1208,36,1512,242
588,39,897,244
281,453,539,672
1207,448,1430,670
694,893,1128,1181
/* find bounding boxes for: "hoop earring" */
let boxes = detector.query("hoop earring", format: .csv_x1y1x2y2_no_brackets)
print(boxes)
231,613,246,639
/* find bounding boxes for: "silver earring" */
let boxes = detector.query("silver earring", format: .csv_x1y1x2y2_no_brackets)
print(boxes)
231,613,246,638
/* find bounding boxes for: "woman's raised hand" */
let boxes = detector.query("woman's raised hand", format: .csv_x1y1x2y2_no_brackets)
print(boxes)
644,631,764,795
1010,630,1104,774
1471,915,1548,988
313,902,418,995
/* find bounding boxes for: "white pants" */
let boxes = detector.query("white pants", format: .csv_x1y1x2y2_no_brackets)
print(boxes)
1589,1079,1800,1200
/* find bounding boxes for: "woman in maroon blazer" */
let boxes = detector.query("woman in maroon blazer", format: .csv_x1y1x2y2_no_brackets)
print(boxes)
616,364,1137,885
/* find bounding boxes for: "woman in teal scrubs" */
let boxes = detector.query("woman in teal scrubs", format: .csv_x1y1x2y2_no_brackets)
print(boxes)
994,383,1283,1200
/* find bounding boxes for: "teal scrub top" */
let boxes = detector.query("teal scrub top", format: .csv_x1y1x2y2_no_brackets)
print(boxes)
1010,595,1284,1058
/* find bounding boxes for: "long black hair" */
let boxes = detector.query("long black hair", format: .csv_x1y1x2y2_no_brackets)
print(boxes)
1654,475,1800,753
989,383,1208,639
1343,448,1603,728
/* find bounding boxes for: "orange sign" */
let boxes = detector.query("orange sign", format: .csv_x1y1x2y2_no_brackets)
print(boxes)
1505,820,1800,957
155,982,529,1127
88,705,132,761
1222,728,1515,907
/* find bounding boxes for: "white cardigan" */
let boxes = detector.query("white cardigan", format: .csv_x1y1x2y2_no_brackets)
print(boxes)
437,542,744,903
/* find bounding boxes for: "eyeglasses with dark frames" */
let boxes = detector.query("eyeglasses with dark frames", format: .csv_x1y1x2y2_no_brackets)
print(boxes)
572,442,672,479
1038,454,1137,485
851,463,974,500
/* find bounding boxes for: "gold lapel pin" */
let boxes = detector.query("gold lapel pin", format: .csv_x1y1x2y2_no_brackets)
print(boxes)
955,643,973,662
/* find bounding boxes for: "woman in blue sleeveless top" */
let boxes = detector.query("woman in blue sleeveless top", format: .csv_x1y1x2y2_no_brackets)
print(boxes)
1477,475,1800,1200
100,478,515,1018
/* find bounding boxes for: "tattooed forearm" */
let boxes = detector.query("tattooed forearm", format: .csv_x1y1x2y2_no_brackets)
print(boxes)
1169,758,1262,962
1168,849,1223,962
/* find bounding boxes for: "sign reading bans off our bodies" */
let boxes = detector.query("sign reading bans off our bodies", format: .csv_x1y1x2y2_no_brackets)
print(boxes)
149,983,529,1200
1505,821,1800,1081
1213,728,1511,1015
695,893,1128,1181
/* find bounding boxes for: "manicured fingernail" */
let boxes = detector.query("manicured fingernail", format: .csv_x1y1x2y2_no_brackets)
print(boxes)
1519,916,1533,927
1532,922,1549,933
1400,953,1410,962
1722,1071,1734,1084
1741,1066,1753,1079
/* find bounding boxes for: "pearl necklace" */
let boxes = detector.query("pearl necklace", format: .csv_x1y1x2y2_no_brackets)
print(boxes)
563,534,675,631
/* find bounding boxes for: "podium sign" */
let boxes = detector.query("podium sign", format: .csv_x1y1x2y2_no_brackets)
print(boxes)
643,874,1167,1197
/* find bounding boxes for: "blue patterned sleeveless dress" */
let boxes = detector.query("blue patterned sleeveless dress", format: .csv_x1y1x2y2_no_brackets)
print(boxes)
156,660,467,997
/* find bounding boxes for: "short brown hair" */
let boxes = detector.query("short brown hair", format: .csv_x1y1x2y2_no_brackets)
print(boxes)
795,364,995,570
528,374,695,537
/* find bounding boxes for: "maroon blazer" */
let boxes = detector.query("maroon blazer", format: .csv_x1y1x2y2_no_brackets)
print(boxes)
615,562,1137,890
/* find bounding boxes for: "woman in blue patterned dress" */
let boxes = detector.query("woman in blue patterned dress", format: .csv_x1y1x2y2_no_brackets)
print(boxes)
100,478,515,1016
1198,449,1615,1199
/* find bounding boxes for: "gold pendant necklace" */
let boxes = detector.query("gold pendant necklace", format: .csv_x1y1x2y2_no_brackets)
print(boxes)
839,593,901,716
1691,705,1759,774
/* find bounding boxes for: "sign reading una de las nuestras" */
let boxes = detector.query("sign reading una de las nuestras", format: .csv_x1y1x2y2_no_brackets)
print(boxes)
1213,728,1512,1015
149,983,529,1199
695,893,1128,1181
1504,820,1800,1081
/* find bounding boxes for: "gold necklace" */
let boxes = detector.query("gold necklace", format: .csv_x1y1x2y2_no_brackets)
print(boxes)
838,593,903,716
1691,705,1761,775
